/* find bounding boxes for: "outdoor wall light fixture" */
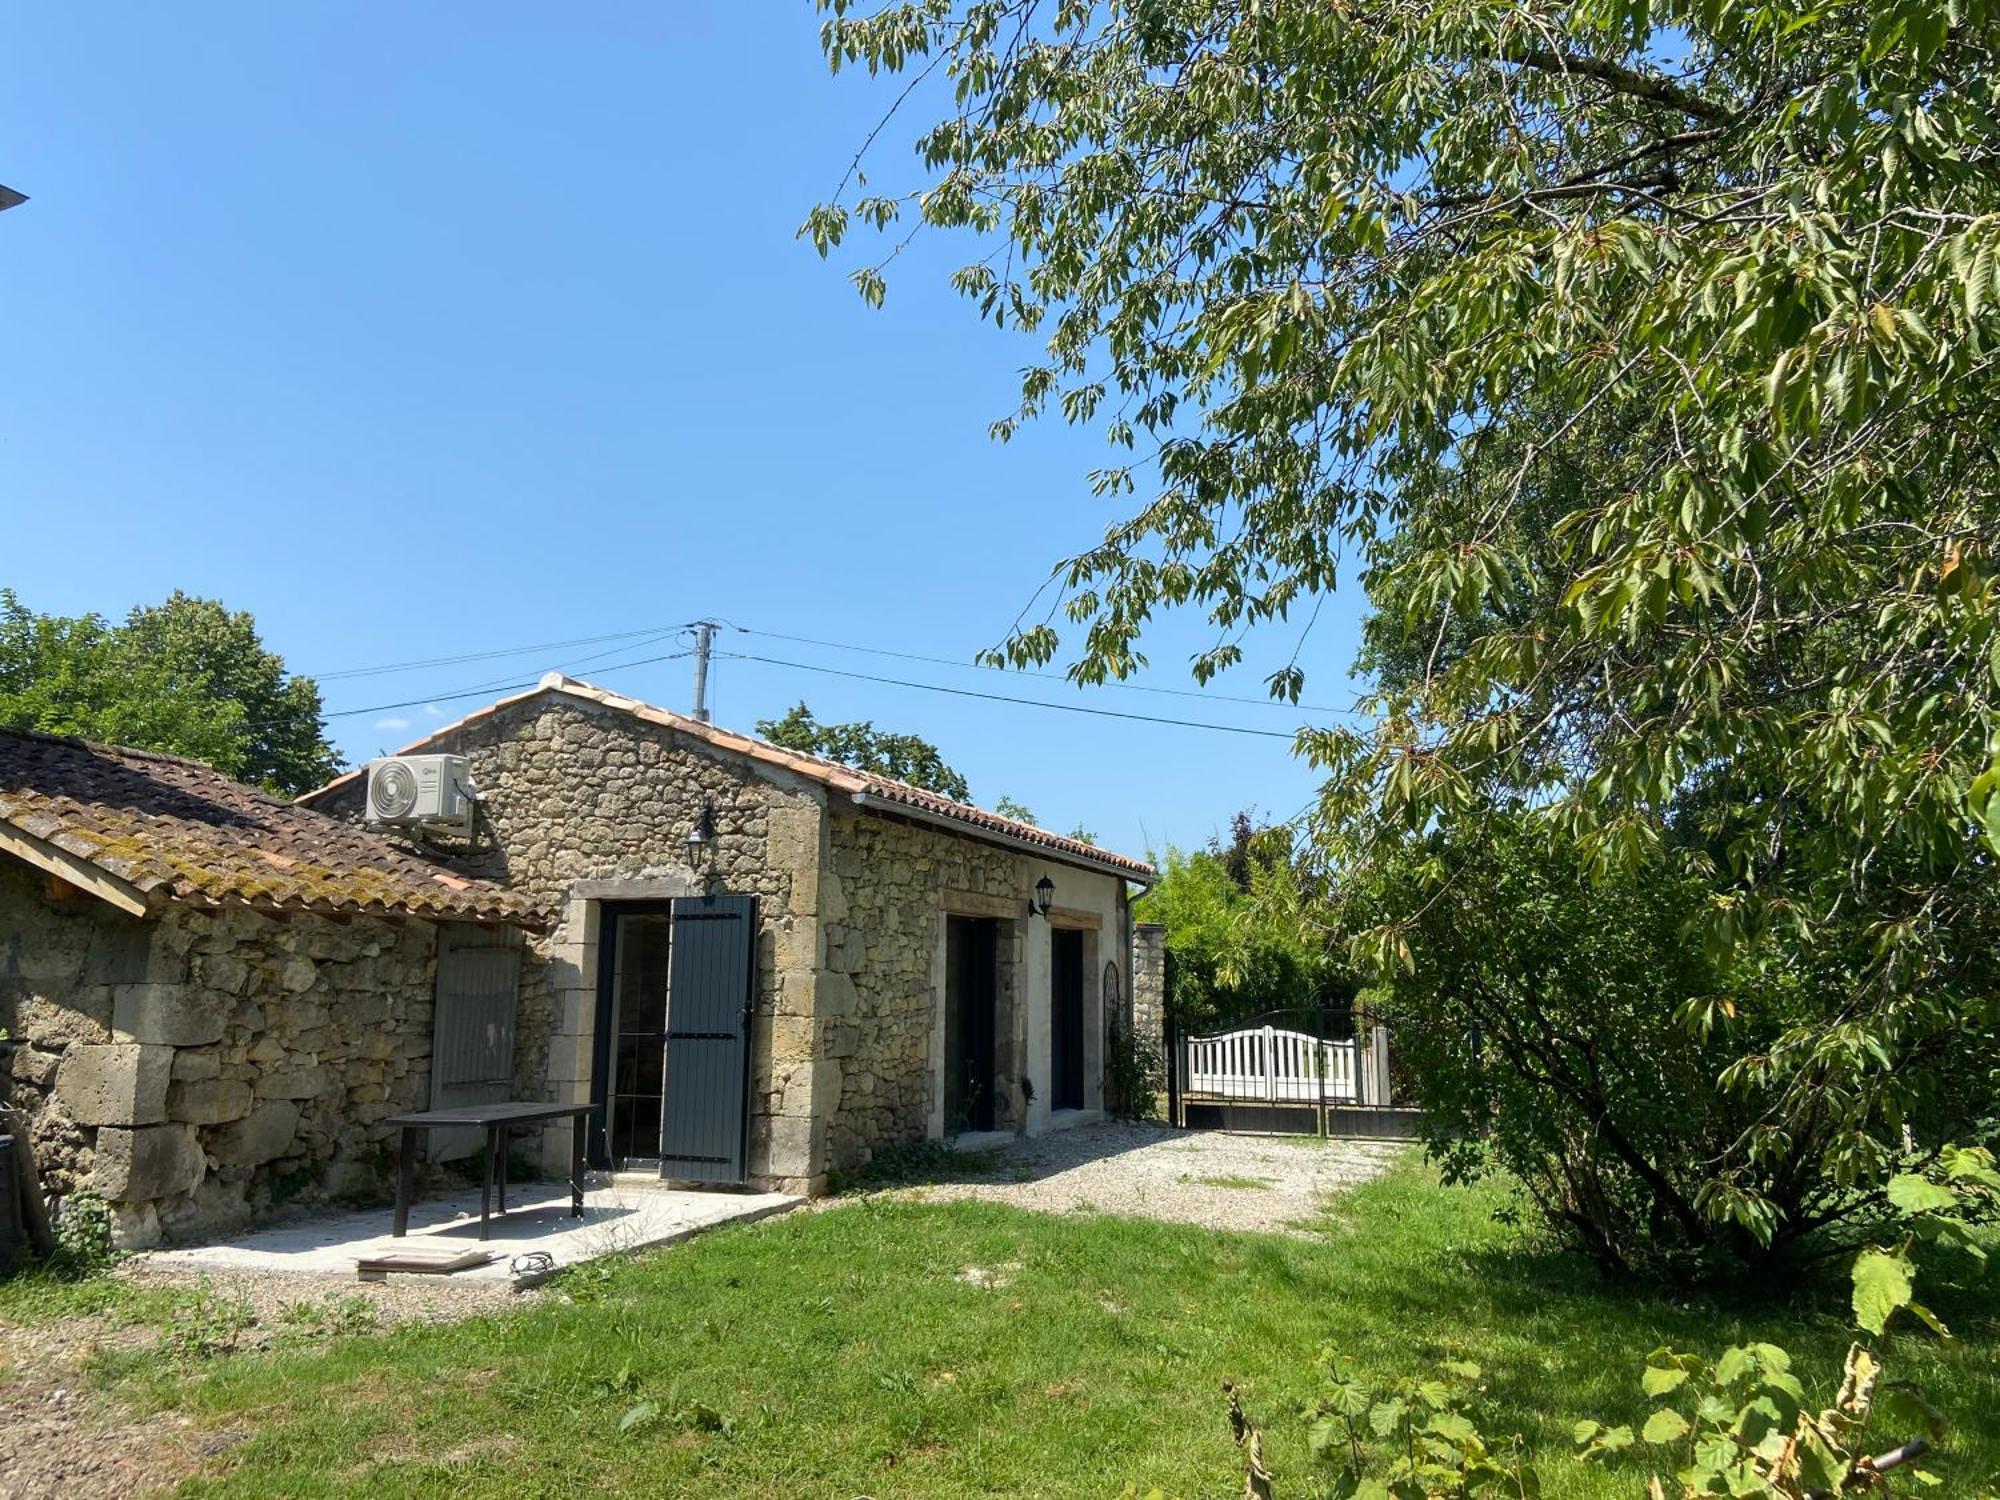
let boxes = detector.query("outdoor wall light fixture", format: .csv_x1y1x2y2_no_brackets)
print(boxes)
684,798,714,866
1028,875,1055,919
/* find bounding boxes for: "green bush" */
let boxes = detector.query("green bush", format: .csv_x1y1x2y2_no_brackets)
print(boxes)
1346,817,2000,1277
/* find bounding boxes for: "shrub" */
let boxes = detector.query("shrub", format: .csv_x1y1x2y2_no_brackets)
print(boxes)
49,1190,114,1274
1345,816,1998,1277
1104,1018,1163,1121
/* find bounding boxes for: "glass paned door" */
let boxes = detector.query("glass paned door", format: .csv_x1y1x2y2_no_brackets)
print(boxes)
607,913,672,1164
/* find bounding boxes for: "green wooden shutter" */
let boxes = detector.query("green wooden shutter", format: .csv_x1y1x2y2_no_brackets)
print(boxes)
660,893,756,1184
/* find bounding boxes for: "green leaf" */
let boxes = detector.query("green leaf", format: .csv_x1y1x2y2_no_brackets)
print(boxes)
1428,1411,1478,1445
1642,1364,1691,1396
1886,1173,1959,1214
1853,1247,1915,1335
1876,1382,1949,1439
1415,1379,1453,1409
1641,1408,1691,1443
1308,1414,1344,1458
618,1399,659,1434
1904,1299,1953,1341
1368,1396,1409,1437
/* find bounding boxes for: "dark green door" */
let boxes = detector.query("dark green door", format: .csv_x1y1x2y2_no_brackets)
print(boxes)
944,916,998,1132
1051,928,1085,1111
659,893,757,1184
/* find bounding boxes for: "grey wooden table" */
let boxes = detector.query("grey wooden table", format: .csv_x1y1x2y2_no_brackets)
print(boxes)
383,1101,592,1241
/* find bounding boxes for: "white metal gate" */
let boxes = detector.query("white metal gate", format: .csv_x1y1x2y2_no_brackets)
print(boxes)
1180,1023,1393,1106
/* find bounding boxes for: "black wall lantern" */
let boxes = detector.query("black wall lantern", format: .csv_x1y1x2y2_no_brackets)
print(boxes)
684,797,714,867
1028,875,1055,918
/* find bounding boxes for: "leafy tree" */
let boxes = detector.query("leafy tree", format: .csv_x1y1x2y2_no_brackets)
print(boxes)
815,0,2000,1260
756,701,971,801
0,589,339,796
1135,815,1346,1034
993,794,1038,824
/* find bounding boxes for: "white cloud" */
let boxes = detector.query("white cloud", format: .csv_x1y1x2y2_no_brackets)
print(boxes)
423,703,444,718
374,716,411,732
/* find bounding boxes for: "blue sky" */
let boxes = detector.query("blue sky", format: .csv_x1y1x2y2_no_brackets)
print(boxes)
0,4,1369,861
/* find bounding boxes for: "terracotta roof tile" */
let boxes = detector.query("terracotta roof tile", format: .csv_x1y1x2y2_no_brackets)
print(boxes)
0,728,544,927
306,675,1156,882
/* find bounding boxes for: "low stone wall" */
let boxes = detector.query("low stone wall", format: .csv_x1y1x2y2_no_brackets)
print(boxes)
0,858,440,1247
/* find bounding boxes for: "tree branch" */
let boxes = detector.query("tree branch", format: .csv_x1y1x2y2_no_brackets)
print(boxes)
1506,46,1734,125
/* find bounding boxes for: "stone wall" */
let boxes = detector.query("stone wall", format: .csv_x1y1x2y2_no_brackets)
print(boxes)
309,687,1148,1190
313,694,832,1190
0,857,441,1247
1131,922,1167,1062
820,809,1025,1171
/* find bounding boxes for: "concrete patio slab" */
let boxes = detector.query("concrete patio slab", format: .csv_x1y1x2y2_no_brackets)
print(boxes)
138,1179,799,1283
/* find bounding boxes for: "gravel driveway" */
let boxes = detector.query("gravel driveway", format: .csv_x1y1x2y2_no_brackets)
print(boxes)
885,1121,1407,1234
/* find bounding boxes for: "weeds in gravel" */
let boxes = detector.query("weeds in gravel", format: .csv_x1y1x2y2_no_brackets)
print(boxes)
277,1293,380,1341
161,1279,257,1362
1185,1174,1276,1191
0,1265,188,1329
826,1138,1007,1193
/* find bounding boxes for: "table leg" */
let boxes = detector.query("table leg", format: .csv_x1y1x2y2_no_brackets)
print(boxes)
497,1124,509,1214
570,1113,585,1218
394,1126,415,1237
480,1125,495,1242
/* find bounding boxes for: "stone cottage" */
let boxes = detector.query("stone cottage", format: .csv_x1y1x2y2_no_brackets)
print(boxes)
0,728,542,1246
302,675,1158,1195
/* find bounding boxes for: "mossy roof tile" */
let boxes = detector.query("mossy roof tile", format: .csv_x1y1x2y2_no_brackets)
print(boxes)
0,727,543,927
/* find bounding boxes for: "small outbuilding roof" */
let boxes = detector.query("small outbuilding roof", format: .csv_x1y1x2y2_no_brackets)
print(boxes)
305,674,1157,883
0,727,544,926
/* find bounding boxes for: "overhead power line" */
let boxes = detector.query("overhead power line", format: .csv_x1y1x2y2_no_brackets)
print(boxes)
324,648,692,721
718,650,1311,741
313,624,695,681
729,622,1364,718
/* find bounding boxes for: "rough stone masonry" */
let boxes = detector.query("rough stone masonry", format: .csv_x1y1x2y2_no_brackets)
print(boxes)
1,858,443,1247
307,682,1152,1195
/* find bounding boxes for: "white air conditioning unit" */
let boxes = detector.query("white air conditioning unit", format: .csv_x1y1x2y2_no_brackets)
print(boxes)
365,754,476,832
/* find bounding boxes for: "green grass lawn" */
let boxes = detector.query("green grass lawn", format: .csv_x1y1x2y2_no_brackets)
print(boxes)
31,1157,2000,1497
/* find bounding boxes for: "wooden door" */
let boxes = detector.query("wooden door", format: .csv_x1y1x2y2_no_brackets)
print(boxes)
1051,927,1085,1111
944,916,998,1132
658,893,756,1184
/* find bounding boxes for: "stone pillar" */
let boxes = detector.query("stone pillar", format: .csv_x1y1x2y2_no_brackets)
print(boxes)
768,800,832,1195
538,897,603,1176
1131,923,1167,1064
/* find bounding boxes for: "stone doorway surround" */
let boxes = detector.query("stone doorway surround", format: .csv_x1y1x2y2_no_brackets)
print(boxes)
927,889,1025,1139
537,875,696,1177
1045,907,1104,1121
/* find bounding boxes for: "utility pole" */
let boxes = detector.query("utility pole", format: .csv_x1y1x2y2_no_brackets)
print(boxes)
689,621,716,723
